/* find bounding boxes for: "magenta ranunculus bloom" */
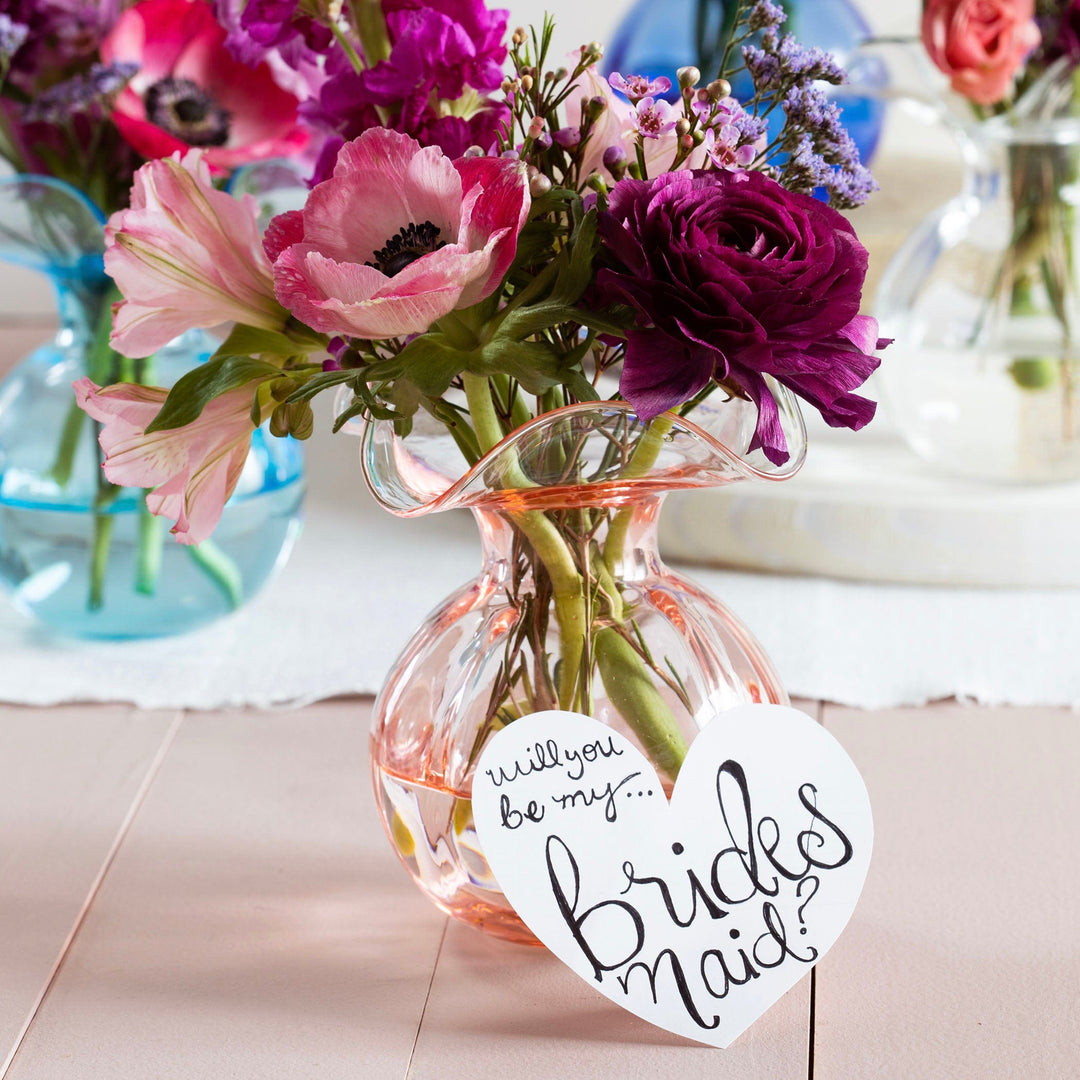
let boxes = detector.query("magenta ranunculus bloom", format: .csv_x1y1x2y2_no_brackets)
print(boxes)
100,0,309,171
596,169,885,465
268,128,530,340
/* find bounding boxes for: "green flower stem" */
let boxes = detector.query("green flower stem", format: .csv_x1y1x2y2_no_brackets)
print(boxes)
463,371,586,709
48,397,87,489
50,284,118,487
88,509,114,611
462,376,688,772
135,501,163,596
187,540,243,610
595,628,688,782
602,411,675,578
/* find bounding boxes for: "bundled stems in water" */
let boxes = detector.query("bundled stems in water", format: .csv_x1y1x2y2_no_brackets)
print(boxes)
462,372,689,780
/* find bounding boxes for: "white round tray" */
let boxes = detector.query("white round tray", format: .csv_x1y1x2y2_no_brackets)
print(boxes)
661,422,1080,588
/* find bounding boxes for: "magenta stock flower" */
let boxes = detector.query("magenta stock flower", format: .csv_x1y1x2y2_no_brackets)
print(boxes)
269,128,530,339
100,0,308,171
73,378,258,544
105,150,286,357
597,169,885,464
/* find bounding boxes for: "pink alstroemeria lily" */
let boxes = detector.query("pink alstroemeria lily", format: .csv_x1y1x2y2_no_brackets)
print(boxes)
105,149,287,358
74,378,258,545
268,128,531,340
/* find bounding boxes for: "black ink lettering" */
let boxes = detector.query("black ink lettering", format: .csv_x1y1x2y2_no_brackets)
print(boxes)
619,861,729,927
700,944,759,999
617,949,721,1031
551,771,641,823
710,760,779,903
753,901,818,967
797,784,854,870
546,835,644,982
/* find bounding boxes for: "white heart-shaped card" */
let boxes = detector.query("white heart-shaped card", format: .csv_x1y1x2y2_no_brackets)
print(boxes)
472,704,872,1048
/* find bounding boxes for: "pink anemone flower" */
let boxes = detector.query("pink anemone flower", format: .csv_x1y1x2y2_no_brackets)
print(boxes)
73,377,260,545
268,128,531,340
99,0,308,172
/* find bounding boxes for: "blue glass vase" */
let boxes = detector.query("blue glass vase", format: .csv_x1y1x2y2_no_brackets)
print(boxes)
604,0,887,167
0,176,305,639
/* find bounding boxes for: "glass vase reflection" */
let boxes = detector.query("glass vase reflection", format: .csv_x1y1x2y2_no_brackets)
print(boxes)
876,114,1080,483
0,175,304,639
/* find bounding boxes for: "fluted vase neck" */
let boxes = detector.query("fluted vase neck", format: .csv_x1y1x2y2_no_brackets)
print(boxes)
362,388,807,517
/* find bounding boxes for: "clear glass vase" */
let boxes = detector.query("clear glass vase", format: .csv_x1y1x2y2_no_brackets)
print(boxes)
365,387,806,943
0,176,305,638
876,116,1080,483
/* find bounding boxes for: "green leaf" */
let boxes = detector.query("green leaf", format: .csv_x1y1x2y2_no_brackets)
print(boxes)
145,355,281,433
474,338,564,395
284,368,359,403
210,323,303,362
549,208,599,307
393,333,472,397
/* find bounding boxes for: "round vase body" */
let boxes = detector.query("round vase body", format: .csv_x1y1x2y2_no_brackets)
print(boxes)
0,176,304,638
877,120,1080,483
365,393,806,942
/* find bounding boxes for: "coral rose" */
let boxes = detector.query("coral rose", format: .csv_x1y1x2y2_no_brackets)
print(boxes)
922,0,1040,106
268,128,530,340
74,377,259,544
100,0,308,171
596,169,885,465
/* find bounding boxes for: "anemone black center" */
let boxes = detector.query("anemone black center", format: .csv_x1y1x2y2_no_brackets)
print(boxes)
367,221,446,277
144,77,230,147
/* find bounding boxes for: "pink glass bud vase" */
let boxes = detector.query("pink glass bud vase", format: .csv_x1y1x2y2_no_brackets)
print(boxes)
364,385,807,943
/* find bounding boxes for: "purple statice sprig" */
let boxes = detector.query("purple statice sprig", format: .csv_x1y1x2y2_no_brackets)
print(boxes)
0,14,29,68
775,82,877,209
22,61,139,124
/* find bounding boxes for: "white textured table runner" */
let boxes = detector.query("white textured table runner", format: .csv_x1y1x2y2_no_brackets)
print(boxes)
2,423,1078,711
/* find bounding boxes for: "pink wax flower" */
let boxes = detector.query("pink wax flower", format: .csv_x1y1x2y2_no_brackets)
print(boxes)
105,150,287,357
99,0,308,171
608,72,672,102
922,0,1040,105
73,378,259,544
268,127,530,340
630,97,678,140
567,64,705,183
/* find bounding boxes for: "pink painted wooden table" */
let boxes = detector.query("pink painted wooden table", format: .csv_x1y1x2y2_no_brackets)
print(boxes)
0,696,1075,1079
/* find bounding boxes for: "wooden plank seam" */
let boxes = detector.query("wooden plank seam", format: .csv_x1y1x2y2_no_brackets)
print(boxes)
404,918,449,1080
0,709,186,1079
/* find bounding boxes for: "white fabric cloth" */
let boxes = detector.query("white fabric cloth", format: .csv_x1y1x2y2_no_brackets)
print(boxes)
1,426,1078,712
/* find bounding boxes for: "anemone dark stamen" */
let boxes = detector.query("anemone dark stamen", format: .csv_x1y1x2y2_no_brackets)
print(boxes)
144,76,230,147
367,221,446,277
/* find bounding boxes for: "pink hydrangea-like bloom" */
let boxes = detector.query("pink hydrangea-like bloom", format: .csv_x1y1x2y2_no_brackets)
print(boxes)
73,378,258,544
105,150,287,357
100,0,308,171
922,0,1040,105
269,128,530,340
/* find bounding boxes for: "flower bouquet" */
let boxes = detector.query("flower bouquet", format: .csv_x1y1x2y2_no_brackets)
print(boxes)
77,0,886,935
0,0,316,637
877,0,1080,482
